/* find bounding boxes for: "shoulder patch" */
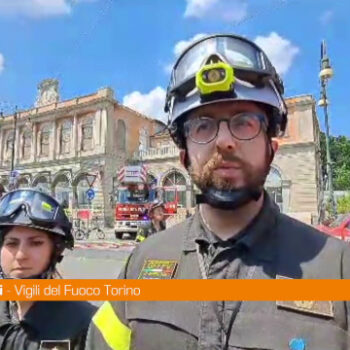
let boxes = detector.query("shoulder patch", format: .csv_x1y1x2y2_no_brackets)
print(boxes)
276,300,334,318
276,275,334,318
138,259,178,279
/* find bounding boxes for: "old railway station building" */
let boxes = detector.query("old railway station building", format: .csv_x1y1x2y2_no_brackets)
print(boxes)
0,79,322,226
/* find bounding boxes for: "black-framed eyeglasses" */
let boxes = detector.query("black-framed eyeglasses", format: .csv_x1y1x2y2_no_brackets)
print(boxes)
183,112,267,144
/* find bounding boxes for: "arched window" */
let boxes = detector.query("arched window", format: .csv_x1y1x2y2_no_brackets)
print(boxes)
22,130,32,160
116,119,126,151
33,176,50,194
265,167,283,211
60,120,72,154
18,177,29,189
162,171,187,208
76,176,90,207
81,119,93,151
53,174,71,204
40,125,51,157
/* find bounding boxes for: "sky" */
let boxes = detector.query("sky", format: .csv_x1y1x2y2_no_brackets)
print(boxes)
0,0,349,136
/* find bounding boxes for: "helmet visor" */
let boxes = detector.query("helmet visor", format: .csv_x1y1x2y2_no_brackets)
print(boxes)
172,35,268,89
0,190,59,221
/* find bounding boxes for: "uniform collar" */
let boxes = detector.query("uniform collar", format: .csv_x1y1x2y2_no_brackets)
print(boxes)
20,301,48,332
0,301,42,331
183,191,279,261
0,301,12,326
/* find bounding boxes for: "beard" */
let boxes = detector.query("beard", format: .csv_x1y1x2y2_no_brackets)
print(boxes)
189,148,271,192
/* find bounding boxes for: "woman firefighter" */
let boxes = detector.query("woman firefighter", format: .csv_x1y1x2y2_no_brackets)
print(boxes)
0,189,96,350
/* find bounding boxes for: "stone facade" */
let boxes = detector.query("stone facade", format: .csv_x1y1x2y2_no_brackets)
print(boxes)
274,95,322,223
0,83,163,226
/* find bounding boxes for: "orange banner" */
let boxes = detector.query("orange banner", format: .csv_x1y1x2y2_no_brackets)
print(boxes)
0,280,349,301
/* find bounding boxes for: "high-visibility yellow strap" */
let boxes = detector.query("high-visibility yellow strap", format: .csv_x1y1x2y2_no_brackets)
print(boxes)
93,301,131,350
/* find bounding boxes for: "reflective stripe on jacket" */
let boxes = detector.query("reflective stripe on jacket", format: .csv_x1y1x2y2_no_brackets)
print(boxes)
87,301,131,350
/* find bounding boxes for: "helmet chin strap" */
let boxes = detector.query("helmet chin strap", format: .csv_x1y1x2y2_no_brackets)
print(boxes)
196,187,262,210
193,137,275,211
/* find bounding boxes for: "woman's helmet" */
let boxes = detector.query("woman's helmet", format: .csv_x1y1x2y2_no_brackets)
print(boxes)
0,189,74,279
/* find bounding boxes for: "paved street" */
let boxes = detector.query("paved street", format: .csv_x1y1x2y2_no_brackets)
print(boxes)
60,234,136,279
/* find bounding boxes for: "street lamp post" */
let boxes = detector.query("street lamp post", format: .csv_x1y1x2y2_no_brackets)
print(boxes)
318,40,336,217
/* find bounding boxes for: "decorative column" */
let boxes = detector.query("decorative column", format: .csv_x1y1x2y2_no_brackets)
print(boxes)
32,123,37,162
94,109,101,146
72,113,78,157
101,108,107,152
13,123,20,170
37,129,42,160
0,129,4,167
56,124,62,156
52,121,57,160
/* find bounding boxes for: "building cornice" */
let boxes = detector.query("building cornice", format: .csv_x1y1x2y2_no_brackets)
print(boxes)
1,90,116,126
278,141,317,150
0,153,107,173
285,94,315,108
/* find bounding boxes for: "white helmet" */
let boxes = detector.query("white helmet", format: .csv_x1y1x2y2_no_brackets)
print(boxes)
165,34,288,145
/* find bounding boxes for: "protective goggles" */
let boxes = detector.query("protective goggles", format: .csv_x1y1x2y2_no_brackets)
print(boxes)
184,112,267,144
0,189,68,228
165,34,284,111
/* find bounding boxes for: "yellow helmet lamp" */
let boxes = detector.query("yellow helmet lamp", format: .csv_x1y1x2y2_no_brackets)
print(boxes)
195,61,235,96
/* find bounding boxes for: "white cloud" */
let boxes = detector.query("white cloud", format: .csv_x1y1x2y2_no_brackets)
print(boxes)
0,0,97,18
123,87,168,123
320,10,334,25
0,0,71,18
254,32,300,75
0,53,4,74
184,0,248,23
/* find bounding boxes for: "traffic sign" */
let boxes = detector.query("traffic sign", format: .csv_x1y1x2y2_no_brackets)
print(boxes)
86,174,96,187
86,188,95,200
10,170,19,178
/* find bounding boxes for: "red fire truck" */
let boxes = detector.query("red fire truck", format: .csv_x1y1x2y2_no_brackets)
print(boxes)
114,165,178,239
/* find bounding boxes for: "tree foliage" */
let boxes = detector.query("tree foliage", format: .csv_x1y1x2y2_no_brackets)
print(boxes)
320,132,350,190
337,194,350,214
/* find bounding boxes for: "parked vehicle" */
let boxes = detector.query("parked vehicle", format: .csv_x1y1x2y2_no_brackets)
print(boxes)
114,165,153,240
74,217,105,241
317,214,350,241
114,165,178,240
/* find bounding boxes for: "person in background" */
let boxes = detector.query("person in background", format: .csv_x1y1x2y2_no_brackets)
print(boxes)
135,200,166,242
0,189,97,350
